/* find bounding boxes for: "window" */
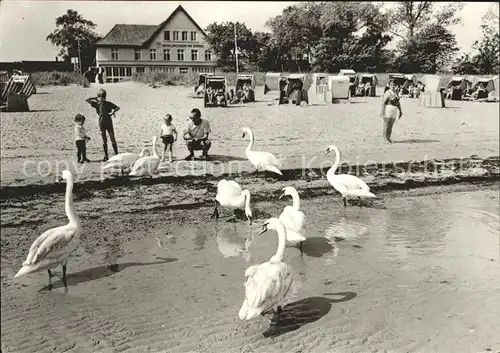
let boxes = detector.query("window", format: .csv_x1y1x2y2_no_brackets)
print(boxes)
134,49,141,60
191,50,198,61
173,31,179,41
136,67,145,74
163,31,170,41
179,67,188,74
163,49,170,61
177,49,184,61
111,48,119,60
182,31,188,41
104,66,132,83
190,31,197,41
204,50,211,61
150,49,156,60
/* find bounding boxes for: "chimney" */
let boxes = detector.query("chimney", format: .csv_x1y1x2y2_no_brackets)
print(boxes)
55,57,59,62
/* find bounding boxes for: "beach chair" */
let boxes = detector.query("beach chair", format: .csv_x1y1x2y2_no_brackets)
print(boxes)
1,73,37,112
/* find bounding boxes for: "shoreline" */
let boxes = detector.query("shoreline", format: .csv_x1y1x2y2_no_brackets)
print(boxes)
1,155,498,201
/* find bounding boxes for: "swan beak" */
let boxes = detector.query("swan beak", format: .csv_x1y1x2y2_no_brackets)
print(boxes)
242,133,246,138
55,174,63,182
325,149,330,156
257,224,268,236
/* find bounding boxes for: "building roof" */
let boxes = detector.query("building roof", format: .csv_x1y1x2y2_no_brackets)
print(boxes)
96,5,207,47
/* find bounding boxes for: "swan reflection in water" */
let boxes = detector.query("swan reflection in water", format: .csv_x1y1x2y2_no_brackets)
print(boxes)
214,223,253,261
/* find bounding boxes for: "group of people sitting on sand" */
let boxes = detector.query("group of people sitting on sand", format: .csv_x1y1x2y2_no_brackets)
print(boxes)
77,89,212,164
229,82,253,104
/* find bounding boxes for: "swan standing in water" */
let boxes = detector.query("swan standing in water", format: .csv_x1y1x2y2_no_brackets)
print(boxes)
103,147,148,175
239,218,293,324
279,186,307,252
211,179,253,224
325,144,377,206
14,170,82,289
129,136,160,177
242,127,283,176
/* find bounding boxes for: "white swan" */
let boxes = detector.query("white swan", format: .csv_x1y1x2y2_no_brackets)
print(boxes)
238,218,293,324
103,147,148,175
211,179,253,224
129,136,160,177
325,144,377,206
14,170,82,289
242,127,283,176
279,186,307,252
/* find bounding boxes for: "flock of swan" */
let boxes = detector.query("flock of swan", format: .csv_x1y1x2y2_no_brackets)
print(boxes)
14,126,377,325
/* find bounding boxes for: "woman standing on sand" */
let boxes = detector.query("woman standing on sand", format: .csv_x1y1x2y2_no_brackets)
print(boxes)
380,80,403,144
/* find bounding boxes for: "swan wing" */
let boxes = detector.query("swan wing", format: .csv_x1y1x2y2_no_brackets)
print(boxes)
243,262,292,315
129,157,160,176
279,208,305,233
106,153,137,164
248,151,281,168
24,225,79,266
217,180,243,196
337,174,370,191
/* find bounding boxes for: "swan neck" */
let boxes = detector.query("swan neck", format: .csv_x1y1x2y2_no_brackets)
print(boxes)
65,178,80,225
329,146,341,174
152,138,158,157
243,190,251,210
272,222,287,262
246,130,254,152
291,191,300,210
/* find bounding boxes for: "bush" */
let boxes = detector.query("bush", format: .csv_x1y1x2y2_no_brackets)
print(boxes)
30,71,84,87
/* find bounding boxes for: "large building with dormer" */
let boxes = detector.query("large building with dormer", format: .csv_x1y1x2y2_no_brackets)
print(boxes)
95,5,217,83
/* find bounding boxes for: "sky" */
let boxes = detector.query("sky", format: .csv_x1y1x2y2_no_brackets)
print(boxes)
0,1,495,62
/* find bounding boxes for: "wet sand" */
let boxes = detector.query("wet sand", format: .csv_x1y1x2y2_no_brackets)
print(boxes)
1,82,499,187
1,182,499,353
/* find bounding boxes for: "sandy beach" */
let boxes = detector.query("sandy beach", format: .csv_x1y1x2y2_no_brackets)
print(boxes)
1,82,499,353
1,83,498,187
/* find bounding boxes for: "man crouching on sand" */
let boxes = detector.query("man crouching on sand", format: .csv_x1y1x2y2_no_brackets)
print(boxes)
183,108,212,160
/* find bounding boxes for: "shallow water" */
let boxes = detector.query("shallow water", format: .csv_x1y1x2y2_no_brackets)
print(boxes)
1,189,499,353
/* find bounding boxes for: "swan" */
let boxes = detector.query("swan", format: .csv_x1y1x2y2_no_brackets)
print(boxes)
325,144,377,206
242,127,283,176
103,147,148,175
14,170,82,289
211,179,253,224
129,136,160,177
238,218,293,324
279,186,307,252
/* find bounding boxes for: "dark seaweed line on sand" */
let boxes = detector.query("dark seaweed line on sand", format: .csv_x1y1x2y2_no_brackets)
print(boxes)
0,156,499,200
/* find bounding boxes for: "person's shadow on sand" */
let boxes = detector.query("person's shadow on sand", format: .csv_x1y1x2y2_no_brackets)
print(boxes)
262,292,357,338
38,257,177,292
393,139,439,144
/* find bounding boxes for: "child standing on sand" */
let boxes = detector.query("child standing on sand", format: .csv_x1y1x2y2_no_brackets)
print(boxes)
159,114,177,162
74,114,91,163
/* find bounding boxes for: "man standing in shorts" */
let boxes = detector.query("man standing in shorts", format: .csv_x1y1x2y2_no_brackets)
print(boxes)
85,88,120,161
183,108,212,160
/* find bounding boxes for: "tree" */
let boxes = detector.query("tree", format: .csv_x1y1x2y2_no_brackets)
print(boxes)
388,1,463,43
46,10,101,72
394,24,459,73
205,22,258,72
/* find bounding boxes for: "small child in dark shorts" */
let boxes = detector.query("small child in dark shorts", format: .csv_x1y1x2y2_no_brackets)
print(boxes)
74,114,91,163
159,114,177,162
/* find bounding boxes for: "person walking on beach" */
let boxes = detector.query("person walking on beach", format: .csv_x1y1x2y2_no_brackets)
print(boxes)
74,114,91,163
380,79,402,144
183,108,212,160
85,89,120,161
159,114,178,162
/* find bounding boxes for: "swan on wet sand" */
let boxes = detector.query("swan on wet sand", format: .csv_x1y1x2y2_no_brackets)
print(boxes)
103,147,148,175
325,144,377,206
129,136,160,177
238,218,294,324
279,186,307,252
14,170,82,289
242,127,283,176
211,179,253,224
